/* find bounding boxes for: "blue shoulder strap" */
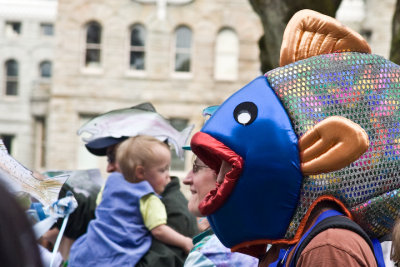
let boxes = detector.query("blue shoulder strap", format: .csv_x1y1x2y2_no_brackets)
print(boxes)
269,210,386,267
289,210,385,267
372,238,386,267
288,210,343,267
268,210,342,267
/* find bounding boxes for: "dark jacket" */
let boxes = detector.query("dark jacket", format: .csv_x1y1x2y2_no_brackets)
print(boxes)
137,176,199,267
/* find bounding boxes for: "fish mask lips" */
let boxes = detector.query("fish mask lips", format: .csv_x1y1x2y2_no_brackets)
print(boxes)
190,131,244,216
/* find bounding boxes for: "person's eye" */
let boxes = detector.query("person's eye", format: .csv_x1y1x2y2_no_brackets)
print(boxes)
192,165,198,173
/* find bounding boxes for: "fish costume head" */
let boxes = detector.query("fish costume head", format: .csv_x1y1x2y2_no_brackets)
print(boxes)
191,9,400,257
192,77,303,243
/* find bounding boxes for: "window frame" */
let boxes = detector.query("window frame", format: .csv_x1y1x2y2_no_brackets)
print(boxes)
172,25,193,78
33,117,46,169
83,21,103,71
128,23,147,72
214,28,239,81
39,60,52,79
40,23,54,36
5,21,21,37
4,59,19,96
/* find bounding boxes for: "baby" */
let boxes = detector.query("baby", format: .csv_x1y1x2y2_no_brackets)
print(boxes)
69,135,192,266
116,135,193,254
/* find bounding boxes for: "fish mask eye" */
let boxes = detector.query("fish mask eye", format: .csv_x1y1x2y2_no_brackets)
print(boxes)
233,102,258,126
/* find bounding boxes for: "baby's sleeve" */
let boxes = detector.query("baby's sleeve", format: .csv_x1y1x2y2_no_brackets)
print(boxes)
140,193,167,230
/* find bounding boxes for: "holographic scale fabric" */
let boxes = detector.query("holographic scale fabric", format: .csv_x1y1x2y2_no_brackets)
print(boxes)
351,188,400,236
266,52,400,239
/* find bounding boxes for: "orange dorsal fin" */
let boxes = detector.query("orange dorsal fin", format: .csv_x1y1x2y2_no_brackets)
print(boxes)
280,9,371,66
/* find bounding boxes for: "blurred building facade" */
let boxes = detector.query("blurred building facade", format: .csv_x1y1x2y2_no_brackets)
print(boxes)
0,0,396,179
336,0,396,58
46,0,263,179
0,0,56,169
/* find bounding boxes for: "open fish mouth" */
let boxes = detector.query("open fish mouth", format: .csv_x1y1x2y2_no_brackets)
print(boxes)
190,131,244,216
77,128,99,142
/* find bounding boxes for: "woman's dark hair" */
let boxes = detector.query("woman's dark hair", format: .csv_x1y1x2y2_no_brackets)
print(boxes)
0,181,43,267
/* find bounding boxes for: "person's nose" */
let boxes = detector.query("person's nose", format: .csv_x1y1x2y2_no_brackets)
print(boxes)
183,170,193,185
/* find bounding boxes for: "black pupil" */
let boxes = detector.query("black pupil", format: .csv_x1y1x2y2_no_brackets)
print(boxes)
233,102,258,125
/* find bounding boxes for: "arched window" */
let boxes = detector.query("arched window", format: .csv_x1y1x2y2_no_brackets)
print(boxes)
39,61,52,78
174,26,192,72
4,59,18,96
130,24,146,70
214,28,239,80
85,21,102,67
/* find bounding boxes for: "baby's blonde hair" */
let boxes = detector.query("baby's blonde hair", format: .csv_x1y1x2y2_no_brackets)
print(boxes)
116,135,169,182
391,219,400,263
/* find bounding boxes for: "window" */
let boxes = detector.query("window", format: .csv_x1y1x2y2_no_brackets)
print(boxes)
215,28,239,80
39,61,52,78
40,23,54,36
174,26,192,72
4,60,18,96
85,22,102,67
5,21,21,37
169,118,189,170
34,117,46,169
0,134,14,154
129,24,146,70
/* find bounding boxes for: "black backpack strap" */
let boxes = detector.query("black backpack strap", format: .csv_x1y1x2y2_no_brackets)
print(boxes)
292,215,374,266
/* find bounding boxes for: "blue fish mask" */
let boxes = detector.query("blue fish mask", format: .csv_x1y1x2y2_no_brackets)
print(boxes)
191,77,302,244
191,9,400,257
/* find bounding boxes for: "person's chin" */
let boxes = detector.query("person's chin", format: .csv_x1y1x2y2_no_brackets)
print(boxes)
188,201,202,217
157,186,166,194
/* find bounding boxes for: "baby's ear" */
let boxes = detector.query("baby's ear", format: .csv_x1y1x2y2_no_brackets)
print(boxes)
135,165,146,181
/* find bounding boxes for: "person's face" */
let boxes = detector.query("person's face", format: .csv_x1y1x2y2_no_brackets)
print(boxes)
106,145,119,173
183,157,217,217
142,144,171,194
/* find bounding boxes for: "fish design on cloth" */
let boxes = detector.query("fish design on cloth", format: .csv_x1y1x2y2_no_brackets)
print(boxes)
0,140,69,207
77,103,194,158
190,9,400,257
